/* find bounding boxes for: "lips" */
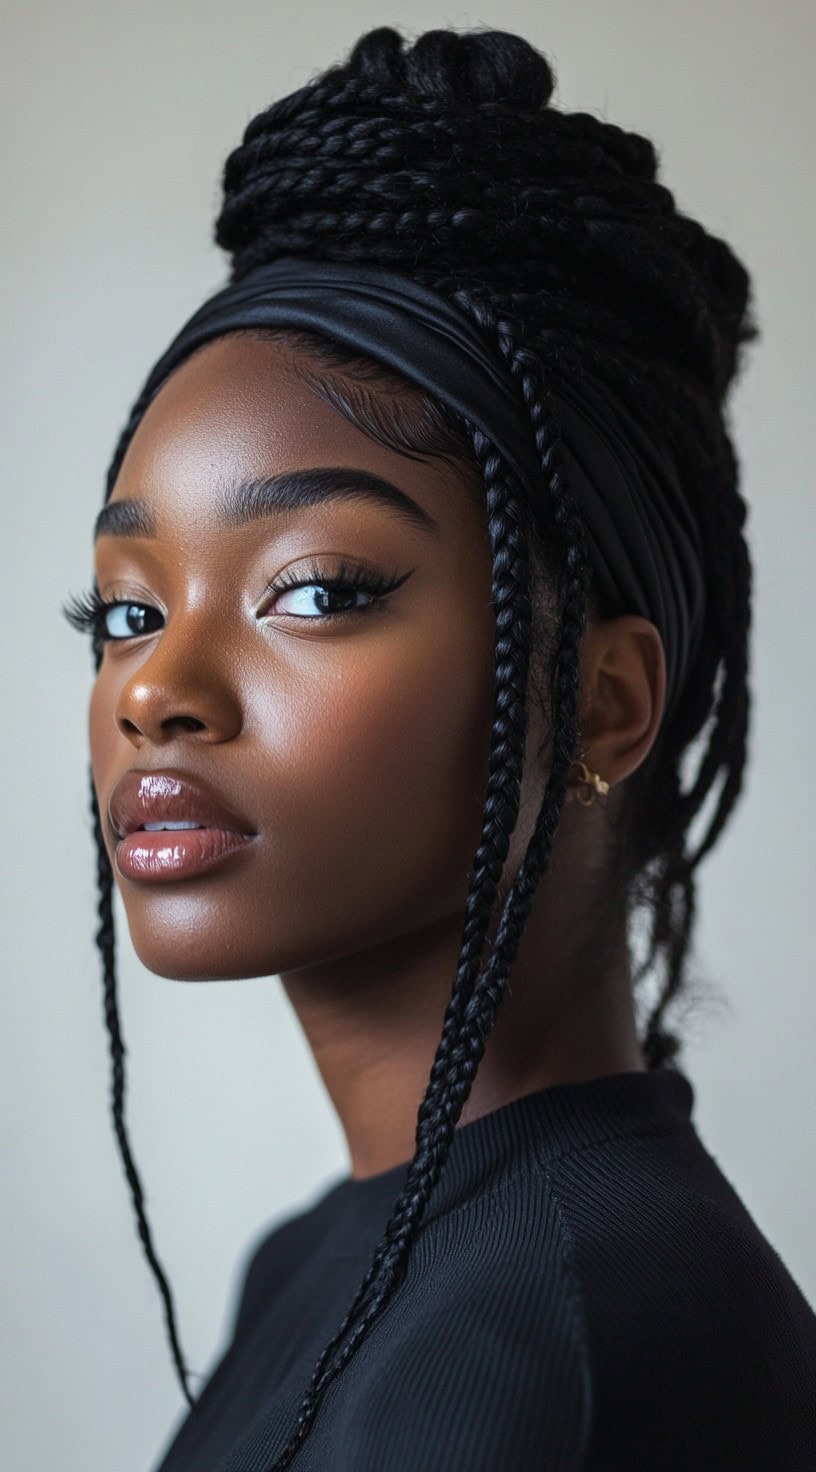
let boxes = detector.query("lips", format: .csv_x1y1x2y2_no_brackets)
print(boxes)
108,769,257,842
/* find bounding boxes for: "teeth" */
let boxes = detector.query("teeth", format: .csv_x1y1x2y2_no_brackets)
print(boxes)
142,821,203,831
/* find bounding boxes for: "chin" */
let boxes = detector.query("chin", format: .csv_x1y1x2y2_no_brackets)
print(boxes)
127,926,280,983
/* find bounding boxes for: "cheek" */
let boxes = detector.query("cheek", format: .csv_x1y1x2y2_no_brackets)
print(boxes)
252,614,496,934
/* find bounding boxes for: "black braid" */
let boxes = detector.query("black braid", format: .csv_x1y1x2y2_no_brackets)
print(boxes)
250,369,591,1472
87,762,197,1408
68,24,758,1453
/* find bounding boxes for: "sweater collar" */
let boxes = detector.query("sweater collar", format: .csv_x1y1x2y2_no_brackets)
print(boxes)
320,1066,695,1240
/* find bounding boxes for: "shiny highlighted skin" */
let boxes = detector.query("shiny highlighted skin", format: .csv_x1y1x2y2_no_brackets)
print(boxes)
115,827,258,881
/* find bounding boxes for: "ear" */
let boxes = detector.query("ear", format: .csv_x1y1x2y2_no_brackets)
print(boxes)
576,614,666,789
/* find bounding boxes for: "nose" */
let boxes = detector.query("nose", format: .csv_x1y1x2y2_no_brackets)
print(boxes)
113,616,243,747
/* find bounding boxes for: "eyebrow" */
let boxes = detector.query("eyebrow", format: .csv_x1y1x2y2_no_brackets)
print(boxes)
93,467,441,543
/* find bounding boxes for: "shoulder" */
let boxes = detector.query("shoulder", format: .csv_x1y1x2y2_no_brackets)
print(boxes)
547,1119,816,1468
228,1177,348,1342
333,1170,593,1472
341,1123,816,1471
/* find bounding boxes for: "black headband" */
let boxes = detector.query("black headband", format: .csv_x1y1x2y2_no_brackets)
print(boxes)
105,255,706,719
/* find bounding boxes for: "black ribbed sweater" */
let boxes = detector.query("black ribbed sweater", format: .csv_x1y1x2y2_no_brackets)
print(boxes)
151,1069,816,1471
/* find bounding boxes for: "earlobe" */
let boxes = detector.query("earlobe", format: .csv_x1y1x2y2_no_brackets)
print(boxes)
576,614,666,790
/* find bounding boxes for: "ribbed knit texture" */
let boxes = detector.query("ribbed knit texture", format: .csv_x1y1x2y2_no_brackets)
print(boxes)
150,1069,816,1471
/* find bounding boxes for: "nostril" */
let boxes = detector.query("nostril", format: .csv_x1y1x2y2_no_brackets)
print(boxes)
164,717,207,734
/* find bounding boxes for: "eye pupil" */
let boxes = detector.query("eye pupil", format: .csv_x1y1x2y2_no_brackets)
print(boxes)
317,586,357,614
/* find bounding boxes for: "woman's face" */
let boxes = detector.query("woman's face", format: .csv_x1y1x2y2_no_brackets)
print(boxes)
89,332,505,980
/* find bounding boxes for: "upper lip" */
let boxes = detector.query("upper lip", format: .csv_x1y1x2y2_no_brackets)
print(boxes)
108,769,257,841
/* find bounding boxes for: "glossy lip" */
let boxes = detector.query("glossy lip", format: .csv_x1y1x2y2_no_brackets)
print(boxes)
108,769,259,885
108,768,257,842
115,826,256,883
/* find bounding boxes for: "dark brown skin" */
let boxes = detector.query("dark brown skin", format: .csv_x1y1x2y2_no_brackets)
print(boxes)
90,333,665,1180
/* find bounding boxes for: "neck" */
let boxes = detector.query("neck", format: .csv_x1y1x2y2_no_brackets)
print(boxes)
280,896,644,1181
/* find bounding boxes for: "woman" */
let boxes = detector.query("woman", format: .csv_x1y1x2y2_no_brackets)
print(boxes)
63,25,816,1472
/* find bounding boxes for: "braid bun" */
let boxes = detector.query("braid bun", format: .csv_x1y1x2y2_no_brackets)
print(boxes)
347,25,557,108
214,27,674,286
213,27,752,406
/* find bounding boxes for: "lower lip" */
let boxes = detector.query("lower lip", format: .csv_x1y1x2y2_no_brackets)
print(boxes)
115,828,257,883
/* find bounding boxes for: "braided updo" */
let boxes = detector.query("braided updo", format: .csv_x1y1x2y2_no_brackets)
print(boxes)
82,26,757,1464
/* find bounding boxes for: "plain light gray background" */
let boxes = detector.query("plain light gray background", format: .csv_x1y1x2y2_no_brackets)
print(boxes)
3,3,814,1469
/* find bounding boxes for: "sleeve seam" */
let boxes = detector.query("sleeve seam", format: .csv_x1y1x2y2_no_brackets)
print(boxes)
544,1167,595,1471
324,1120,692,1256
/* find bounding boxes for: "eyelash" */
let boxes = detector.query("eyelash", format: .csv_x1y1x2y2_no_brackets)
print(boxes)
63,558,412,648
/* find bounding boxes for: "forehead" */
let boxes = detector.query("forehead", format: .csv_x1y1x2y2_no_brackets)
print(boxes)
107,332,481,537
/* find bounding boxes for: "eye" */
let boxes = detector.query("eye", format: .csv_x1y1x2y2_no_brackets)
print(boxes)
273,583,380,619
102,602,163,639
263,558,414,622
62,586,163,646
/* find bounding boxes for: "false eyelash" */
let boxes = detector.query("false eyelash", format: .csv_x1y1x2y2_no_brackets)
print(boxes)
264,557,412,606
61,584,111,645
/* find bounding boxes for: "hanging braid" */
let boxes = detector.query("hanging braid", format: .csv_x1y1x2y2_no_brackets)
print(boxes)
68,24,758,1462
200,365,591,1472
87,772,198,1408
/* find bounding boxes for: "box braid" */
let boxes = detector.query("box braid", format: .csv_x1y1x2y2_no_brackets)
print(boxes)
72,24,757,1460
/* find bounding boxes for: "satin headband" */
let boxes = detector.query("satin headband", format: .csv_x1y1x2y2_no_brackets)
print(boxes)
105,255,706,718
